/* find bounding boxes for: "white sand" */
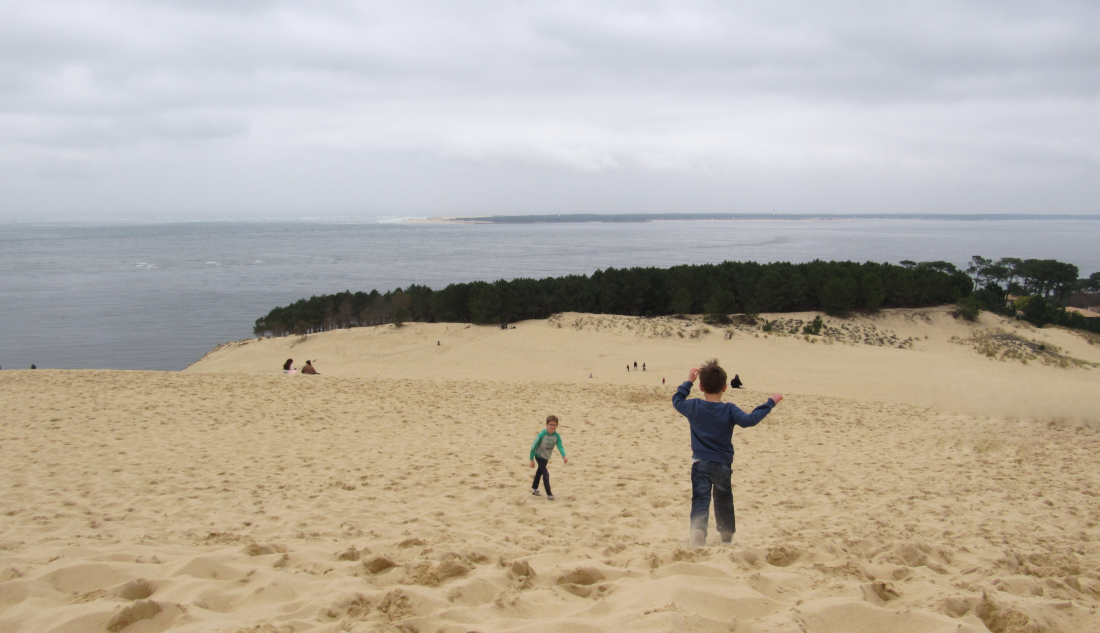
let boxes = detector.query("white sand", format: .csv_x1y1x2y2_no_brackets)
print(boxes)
1,307,1098,633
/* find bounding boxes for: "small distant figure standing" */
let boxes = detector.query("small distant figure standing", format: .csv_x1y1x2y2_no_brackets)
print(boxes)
662,377,665,385
31,364,36,369
437,341,440,346
626,364,630,372
672,359,782,547
529,415,567,501
589,373,593,378
301,360,319,375
634,361,637,370
282,358,297,375
731,374,743,389
643,363,646,372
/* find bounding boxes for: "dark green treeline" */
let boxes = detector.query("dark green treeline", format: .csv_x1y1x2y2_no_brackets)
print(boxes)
253,260,974,336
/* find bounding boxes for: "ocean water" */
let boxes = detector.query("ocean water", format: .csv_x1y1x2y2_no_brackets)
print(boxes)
2,218,1099,371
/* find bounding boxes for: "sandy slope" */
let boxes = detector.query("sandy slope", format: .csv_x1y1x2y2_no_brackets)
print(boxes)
189,307,1100,420
1,308,1099,633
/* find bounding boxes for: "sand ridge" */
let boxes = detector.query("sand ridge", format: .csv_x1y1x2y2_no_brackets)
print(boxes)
1,362,1099,632
188,307,1100,421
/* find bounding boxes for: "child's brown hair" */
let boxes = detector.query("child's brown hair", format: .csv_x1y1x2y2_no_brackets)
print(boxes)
698,359,727,394
546,415,559,424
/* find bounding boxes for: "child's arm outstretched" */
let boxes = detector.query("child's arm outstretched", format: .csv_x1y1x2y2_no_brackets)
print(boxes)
730,393,784,428
671,368,700,414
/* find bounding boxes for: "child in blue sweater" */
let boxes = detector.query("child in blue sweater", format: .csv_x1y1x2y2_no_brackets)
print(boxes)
529,415,567,501
672,359,782,547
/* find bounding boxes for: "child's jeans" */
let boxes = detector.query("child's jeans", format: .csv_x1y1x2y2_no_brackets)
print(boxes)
690,460,735,538
532,457,552,496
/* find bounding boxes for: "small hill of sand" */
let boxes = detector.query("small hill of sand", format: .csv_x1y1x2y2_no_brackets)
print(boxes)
1,307,1098,633
189,307,1100,420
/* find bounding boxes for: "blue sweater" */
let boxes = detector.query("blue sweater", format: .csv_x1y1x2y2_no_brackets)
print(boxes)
672,381,775,463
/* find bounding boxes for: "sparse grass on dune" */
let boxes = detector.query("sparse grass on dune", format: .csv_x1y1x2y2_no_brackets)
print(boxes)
952,329,1099,368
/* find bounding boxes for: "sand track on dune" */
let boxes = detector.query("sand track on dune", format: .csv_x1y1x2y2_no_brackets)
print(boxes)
1,371,1098,632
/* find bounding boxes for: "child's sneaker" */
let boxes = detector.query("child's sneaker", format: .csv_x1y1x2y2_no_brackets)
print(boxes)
531,489,541,496
720,532,734,544
547,495,555,501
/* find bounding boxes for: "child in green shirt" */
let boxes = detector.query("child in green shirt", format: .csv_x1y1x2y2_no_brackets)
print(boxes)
529,415,567,501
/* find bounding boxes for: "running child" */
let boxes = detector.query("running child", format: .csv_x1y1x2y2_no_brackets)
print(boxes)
529,415,567,501
672,359,782,546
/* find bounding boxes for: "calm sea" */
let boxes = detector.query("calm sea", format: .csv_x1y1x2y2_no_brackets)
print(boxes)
2,218,1099,371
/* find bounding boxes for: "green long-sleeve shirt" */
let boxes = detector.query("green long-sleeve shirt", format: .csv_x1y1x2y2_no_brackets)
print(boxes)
530,429,566,461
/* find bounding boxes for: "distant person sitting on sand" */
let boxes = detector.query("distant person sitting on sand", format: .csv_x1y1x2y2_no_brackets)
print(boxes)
283,358,297,375
31,364,36,369
673,359,782,547
301,360,318,374
731,374,743,389
529,415,567,501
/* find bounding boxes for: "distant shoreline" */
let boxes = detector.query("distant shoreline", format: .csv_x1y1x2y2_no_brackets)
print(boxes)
411,213,1100,225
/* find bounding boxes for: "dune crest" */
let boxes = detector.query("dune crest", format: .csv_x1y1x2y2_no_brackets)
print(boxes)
190,307,1100,420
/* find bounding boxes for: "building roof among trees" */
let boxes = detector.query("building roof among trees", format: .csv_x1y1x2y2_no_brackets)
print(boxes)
1065,306,1100,318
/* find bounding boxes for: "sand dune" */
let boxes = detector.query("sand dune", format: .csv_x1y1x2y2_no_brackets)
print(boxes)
190,307,1100,420
2,308,1099,632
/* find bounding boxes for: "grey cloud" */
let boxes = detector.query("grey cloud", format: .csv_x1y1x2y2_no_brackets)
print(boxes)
0,0,1098,218
135,112,249,140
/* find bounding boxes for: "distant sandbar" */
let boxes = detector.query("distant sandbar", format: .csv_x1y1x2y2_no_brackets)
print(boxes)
409,212,1100,225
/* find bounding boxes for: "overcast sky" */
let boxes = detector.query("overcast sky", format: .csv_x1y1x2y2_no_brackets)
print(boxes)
2,0,1098,220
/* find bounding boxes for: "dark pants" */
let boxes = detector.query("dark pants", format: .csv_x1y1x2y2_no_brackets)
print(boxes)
532,457,552,496
690,460,735,538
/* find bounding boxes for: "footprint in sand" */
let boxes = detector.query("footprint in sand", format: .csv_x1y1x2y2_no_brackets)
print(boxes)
105,600,182,632
556,566,606,586
110,578,154,601
338,545,367,561
363,555,397,574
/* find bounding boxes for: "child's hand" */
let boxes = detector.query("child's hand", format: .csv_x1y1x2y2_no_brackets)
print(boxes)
530,460,536,468
688,368,700,382
563,457,569,464
771,393,784,404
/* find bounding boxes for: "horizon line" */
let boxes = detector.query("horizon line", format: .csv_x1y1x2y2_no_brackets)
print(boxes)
443,212,1100,224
